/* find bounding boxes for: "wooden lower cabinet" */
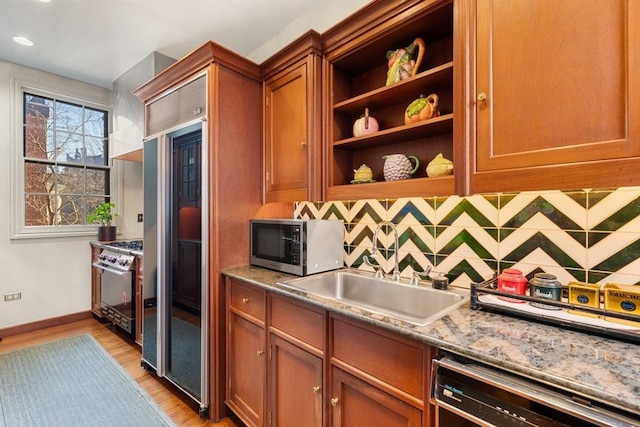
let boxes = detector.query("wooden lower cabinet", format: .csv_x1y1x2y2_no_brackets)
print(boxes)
226,279,267,427
225,278,437,427
227,312,266,427
330,367,422,427
269,334,323,426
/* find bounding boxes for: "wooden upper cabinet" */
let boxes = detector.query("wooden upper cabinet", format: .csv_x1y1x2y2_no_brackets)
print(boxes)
261,31,322,202
470,0,640,193
323,0,459,200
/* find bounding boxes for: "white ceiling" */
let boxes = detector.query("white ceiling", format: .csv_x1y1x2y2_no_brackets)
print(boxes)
0,0,347,89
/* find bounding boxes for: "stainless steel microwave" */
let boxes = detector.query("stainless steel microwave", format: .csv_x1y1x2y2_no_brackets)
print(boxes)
250,219,344,276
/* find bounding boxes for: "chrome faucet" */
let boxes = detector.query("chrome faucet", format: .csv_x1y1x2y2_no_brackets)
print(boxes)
370,220,401,282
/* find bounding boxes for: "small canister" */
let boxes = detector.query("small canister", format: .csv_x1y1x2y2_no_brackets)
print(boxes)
529,273,563,310
497,268,528,303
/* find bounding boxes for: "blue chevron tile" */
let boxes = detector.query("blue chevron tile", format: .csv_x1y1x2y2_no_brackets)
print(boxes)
387,197,435,226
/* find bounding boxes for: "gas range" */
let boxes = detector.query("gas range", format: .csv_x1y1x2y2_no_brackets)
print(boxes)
94,249,136,272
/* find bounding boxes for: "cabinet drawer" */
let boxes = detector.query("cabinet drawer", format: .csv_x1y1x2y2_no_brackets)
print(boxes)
331,316,424,400
229,280,266,321
269,295,324,351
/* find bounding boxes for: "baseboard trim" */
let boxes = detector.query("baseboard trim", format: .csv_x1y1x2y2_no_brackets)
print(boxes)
0,311,93,338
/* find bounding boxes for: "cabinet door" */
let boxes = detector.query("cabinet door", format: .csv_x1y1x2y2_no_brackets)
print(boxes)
91,247,101,317
330,367,422,427
264,62,316,202
472,0,640,192
269,334,323,427
227,312,265,427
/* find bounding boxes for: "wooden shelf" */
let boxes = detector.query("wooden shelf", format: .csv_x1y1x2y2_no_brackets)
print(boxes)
326,175,455,201
333,62,454,115
333,114,453,150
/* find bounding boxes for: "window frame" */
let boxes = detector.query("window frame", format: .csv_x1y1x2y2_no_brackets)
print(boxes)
11,75,116,239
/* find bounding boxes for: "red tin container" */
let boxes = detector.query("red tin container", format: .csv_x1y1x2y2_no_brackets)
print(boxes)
497,268,528,303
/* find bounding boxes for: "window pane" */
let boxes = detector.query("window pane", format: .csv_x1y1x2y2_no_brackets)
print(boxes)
25,95,54,130
86,168,108,195
55,131,84,163
85,136,107,165
55,100,83,133
56,164,86,194
58,195,84,225
24,162,55,193
24,194,57,226
24,125,55,159
85,108,107,137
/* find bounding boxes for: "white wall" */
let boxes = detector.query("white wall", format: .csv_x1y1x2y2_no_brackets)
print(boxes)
248,0,371,63
0,61,113,329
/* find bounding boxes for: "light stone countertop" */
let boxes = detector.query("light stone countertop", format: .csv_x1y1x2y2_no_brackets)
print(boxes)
223,265,640,417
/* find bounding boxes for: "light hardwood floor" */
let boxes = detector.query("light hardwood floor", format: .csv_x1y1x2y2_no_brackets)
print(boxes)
0,317,241,427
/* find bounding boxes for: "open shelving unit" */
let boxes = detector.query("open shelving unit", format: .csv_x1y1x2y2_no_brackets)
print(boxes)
323,0,457,200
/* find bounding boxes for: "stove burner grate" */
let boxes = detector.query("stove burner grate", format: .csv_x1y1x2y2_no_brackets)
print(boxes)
107,240,143,251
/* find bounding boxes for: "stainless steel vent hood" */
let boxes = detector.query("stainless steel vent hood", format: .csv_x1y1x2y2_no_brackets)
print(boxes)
110,52,175,161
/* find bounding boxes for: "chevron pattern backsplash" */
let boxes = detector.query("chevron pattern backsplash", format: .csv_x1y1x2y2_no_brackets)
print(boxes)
294,187,640,288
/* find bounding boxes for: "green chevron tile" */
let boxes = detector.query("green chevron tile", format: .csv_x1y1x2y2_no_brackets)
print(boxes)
350,200,386,224
588,231,610,247
590,239,640,272
433,257,496,284
502,195,583,230
397,227,435,254
590,194,640,232
321,202,349,221
398,252,433,274
437,196,498,227
349,226,374,247
501,231,582,268
563,190,588,207
435,227,497,260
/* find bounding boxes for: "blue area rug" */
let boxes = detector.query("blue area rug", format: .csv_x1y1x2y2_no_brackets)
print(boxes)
0,334,176,427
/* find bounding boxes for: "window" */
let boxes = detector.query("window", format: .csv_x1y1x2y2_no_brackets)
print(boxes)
22,92,110,228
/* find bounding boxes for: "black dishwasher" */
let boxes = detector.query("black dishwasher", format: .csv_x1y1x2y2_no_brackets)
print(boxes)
431,355,639,427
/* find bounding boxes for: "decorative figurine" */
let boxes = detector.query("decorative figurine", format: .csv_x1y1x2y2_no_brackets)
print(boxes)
386,37,425,86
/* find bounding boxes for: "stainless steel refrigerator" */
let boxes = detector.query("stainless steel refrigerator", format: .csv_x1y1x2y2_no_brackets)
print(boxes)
142,120,209,417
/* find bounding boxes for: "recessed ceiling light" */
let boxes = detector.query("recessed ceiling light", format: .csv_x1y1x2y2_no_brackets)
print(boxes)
38,0,51,2
13,36,34,46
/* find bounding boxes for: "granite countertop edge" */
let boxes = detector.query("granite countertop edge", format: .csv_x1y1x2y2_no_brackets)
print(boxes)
223,265,640,416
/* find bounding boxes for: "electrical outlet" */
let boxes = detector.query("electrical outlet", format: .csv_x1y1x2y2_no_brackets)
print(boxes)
4,291,21,301
137,213,143,222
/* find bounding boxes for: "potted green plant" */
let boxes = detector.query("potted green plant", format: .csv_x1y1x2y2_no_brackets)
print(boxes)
88,202,117,241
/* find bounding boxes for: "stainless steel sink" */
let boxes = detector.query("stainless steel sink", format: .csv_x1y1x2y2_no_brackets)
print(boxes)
278,270,468,326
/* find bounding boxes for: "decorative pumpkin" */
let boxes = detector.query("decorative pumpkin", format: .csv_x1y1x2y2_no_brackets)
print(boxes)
353,108,379,137
404,94,440,125
386,38,425,86
426,153,454,177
